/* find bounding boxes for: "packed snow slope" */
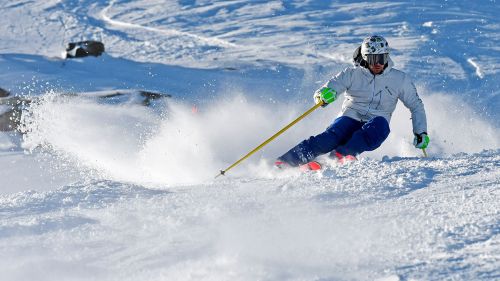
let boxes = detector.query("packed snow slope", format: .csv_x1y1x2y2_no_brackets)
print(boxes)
0,0,499,280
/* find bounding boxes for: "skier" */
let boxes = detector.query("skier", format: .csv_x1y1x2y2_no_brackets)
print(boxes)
276,35,429,168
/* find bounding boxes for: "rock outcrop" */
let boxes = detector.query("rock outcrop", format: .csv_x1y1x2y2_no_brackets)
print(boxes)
66,41,105,58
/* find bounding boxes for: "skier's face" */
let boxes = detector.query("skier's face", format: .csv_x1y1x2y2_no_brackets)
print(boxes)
369,63,385,74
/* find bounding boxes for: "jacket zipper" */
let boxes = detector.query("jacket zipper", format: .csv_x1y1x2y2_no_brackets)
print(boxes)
364,74,376,117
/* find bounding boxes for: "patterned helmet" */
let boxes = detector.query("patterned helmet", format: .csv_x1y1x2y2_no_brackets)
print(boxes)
361,35,389,61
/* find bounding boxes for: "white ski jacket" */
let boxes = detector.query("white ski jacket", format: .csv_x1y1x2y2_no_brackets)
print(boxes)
322,58,427,134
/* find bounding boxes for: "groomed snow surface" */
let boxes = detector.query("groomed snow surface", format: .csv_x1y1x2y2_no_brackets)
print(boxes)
1,151,499,281
1,1,499,280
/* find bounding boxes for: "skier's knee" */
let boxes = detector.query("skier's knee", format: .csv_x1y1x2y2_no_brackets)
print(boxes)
307,130,338,154
363,117,390,150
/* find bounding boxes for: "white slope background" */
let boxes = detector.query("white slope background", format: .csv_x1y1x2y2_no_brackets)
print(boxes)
0,0,499,280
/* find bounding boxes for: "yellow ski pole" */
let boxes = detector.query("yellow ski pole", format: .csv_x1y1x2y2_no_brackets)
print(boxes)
422,148,428,158
215,101,324,178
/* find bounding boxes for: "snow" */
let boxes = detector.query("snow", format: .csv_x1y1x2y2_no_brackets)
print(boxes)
0,0,499,280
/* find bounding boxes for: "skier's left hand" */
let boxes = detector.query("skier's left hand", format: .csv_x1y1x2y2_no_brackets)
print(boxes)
413,132,430,149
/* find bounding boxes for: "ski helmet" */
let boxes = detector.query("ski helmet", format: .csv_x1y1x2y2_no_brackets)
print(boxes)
361,35,389,62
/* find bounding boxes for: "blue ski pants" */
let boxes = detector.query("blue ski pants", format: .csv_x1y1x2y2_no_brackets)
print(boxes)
278,116,390,166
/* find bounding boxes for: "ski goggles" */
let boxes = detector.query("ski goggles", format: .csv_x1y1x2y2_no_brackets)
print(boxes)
366,53,388,66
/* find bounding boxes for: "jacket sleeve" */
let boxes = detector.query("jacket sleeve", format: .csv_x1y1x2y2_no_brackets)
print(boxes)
399,74,427,134
322,67,353,95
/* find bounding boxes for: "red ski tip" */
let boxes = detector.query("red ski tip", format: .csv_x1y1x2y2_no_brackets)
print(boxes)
275,160,321,171
300,161,322,171
274,160,289,169
333,151,357,164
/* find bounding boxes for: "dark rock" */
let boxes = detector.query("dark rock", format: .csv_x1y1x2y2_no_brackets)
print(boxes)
66,41,105,58
0,97,31,131
76,89,171,106
0,109,18,131
0,87,9,97
0,89,171,131
139,90,172,106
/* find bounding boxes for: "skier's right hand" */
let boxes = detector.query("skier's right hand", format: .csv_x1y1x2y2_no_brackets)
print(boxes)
314,87,337,107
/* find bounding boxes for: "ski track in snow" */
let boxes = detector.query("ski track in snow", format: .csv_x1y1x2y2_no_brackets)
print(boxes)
467,58,485,79
0,0,499,280
99,0,238,49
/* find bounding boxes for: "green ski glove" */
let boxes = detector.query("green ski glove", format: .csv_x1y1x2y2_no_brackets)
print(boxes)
413,132,430,149
313,87,337,107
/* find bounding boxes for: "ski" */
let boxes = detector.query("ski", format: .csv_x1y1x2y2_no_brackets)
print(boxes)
275,160,322,172
299,161,322,171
